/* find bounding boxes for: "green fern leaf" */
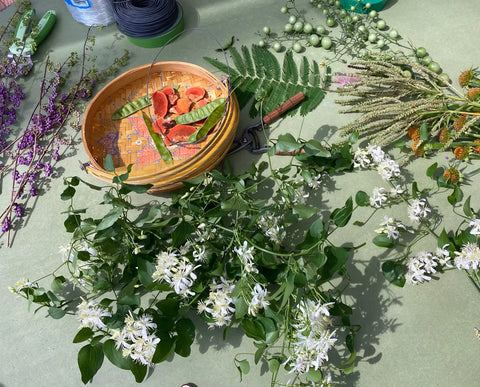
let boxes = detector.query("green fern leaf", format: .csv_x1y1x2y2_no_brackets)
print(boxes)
282,51,298,84
301,56,309,85
229,47,246,76
252,45,280,80
203,56,239,79
241,45,255,77
204,45,328,118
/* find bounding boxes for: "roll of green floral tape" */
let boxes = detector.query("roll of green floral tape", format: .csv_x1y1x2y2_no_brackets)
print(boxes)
340,0,388,13
126,4,184,48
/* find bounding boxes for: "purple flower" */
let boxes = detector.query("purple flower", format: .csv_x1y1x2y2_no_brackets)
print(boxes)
2,217,10,233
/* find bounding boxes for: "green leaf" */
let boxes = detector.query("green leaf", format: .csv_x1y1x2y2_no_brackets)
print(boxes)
438,228,452,249
426,162,438,178
175,318,195,357
48,306,66,319
275,133,299,153
96,207,123,231
104,154,115,172
309,218,325,239
268,358,280,374
130,361,148,383
61,186,76,201
319,246,349,282
119,183,153,194
221,196,250,211
73,327,94,344
355,190,370,207
78,343,104,384
254,342,267,364
51,276,66,292
419,122,429,141
236,358,250,381
103,339,133,370
242,318,266,341
293,203,317,219
64,214,81,233
172,220,195,247
142,112,172,163
447,185,462,206
330,197,353,227
372,233,397,248
306,369,323,383
137,258,156,287
156,297,180,317
463,196,473,217
382,260,406,287
152,336,176,363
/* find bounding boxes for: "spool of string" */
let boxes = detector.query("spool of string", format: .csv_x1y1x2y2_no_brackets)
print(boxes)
63,0,115,26
111,0,179,38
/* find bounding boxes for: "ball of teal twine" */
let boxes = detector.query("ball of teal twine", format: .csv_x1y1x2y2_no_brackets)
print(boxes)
111,0,179,38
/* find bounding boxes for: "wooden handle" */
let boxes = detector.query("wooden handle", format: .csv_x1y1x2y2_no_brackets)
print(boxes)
262,91,305,125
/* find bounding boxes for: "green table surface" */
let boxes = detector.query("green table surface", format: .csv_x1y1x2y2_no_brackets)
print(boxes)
1,0,480,386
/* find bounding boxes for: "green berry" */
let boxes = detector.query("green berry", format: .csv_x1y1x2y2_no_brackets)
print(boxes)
273,42,282,52
293,42,303,53
369,10,377,18
321,36,332,49
368,33,377,43
258,40,266,48
388,29,398,39
280,6,288,13
316,25,326,35
428,61,441,73
294,21,304,32
376,38,385,48
376,19,386,30
334,0,341,7
421,55,432,65
303,22,313,34
288,15,297,24
365,2,371,8
309,34,320,46
326,17,335,27
284,23,293,33
263,26,271,35
415,46,427,58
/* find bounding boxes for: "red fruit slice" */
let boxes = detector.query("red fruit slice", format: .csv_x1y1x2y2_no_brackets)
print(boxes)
175,97,192,114
185,86,206,102
166,124,197,143
151,91,168,118
161,86,175,96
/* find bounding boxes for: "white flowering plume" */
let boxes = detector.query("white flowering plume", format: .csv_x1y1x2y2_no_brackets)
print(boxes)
286,299,337,375
197,277,235,328
113,312,159,366
233,241,258,274
152,251,198,298
405,245,452,285
454,243,480,271
248,283,269,316
76,298,111,330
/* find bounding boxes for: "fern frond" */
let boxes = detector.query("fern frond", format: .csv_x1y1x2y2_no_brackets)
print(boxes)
282,51,298,84
252,44,280,80
241,45,255,77
229,47,246,76
204,45,329,117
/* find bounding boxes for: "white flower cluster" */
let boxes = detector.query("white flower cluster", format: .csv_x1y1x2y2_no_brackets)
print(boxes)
258,214,284,245
233,241,258,274
197,277,235,328
405,246,451,285
375,216,408,240
286,299,337,375
247,283,269,316
353,144,400,181
76,298,111,330
113,312,159,366
469,219,480,236
454,243,480,270
369,185,404,208
407,198,431,224
152,251,199,298
195,222,217,243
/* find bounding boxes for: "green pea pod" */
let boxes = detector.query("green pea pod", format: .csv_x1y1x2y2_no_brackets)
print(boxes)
111,94,152,120
175,98,226,125
142,112,172,164
187,101,226,143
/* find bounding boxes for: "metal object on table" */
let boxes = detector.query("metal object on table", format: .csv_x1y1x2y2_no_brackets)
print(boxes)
7,9,56,77
228,91,305,155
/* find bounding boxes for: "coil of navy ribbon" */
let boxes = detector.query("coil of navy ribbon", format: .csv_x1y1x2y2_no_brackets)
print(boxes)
111,0,179,38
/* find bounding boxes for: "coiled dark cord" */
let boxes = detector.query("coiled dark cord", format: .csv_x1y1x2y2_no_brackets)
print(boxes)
111,0,179,38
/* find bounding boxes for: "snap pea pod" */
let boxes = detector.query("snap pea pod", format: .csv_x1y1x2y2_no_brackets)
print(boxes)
112,94,153,120
142,112,172,163
175,98,226,125
187,101,226,143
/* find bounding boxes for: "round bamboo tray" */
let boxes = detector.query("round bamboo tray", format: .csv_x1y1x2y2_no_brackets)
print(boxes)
82,61,239,193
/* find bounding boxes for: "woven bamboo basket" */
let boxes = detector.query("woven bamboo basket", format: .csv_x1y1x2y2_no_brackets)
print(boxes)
82,61,239,193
